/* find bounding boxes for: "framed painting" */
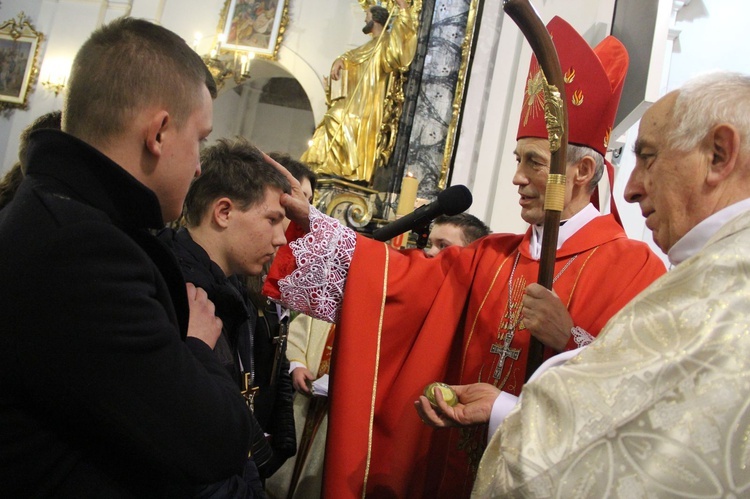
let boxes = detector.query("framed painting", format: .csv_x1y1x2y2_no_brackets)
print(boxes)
220,0,289,59
0,13,43,111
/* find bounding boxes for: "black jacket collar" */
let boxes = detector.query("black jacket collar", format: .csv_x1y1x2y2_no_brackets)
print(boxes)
25,129,164,230
160,227,251,341
173,228,230,285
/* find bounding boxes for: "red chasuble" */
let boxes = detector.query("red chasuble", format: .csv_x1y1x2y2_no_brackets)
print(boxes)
265,214,665,498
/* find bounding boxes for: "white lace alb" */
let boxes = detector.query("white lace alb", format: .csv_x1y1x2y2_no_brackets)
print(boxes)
277,206,357,323
570,325,594,347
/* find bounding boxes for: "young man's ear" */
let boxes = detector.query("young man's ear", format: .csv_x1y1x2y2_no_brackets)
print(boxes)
706,123,740,186
144,111,170,157
211,197,234,229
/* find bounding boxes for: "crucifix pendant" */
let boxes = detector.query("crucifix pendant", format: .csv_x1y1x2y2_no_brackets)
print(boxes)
490,332,521,379
241,372,259,413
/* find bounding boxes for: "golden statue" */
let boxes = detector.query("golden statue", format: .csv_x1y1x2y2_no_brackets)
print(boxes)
301,0,419,183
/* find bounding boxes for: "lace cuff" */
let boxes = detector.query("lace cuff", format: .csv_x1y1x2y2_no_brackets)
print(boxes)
277,206,357,323
571,325,595,348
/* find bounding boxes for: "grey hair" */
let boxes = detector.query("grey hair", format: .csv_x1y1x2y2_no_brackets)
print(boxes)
567,144,604,193
667,71,750,155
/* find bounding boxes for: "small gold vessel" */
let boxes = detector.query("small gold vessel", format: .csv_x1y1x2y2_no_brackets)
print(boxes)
423,382,458,407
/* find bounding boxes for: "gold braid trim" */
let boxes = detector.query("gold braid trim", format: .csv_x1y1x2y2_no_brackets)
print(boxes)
362,245,389,497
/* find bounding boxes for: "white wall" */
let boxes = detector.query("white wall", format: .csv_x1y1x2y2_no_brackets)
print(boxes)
668,0,749,89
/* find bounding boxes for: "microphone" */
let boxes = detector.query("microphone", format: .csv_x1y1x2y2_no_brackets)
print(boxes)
372,185,473,242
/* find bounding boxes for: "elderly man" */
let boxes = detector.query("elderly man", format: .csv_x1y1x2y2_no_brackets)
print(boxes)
264,16,666,498
421,71,750,496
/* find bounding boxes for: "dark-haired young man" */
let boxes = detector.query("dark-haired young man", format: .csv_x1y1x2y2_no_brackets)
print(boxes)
0,110,62,211
425,212,491,257
159,138,294,486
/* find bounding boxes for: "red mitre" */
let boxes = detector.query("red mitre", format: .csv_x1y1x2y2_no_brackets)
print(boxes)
516,16,629,156
516,16,629,223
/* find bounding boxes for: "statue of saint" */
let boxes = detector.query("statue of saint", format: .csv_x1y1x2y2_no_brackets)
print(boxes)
301,0,418,183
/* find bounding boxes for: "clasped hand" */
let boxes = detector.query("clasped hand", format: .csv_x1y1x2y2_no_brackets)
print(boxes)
330,59,344,81
521,283,574,352
292,366,315,395
185,283,223,349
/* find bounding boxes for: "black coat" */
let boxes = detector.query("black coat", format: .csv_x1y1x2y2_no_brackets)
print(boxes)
159,229,296,478
0,130,251,497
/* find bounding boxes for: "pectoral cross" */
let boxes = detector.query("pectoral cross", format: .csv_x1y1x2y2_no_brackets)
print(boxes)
489,255,528,384
490,340,521,380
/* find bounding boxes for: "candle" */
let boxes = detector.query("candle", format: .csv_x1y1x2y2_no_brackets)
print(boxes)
396,174,418,216
241,54,253,75
390,174,419,248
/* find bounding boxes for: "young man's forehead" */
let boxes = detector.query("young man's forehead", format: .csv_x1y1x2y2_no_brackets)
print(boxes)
259,185,285,208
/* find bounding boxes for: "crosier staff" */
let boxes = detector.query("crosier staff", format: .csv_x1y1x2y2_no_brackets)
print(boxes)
503,0,569,381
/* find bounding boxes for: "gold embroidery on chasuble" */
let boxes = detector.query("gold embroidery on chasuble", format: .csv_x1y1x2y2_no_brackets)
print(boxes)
454,252,515,478
487,251,580,394
456,247,595,474
362,246,389,494
316,325,336,377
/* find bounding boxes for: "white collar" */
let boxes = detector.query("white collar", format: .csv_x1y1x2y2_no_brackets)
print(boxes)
668,198,750,265
529,204,600,260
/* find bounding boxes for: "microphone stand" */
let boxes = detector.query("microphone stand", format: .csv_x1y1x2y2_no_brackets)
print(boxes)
414,220,431,249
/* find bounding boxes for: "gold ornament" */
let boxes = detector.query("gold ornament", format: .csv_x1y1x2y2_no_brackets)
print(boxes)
423,382,458,407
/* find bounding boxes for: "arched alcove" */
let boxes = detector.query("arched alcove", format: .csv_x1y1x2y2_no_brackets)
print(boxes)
208,57,315,158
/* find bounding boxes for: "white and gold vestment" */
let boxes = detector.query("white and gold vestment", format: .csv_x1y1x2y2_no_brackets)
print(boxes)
474,209,750,497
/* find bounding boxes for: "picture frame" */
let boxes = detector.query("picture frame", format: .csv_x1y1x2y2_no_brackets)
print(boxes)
219,0,289,59
0,13,43,111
